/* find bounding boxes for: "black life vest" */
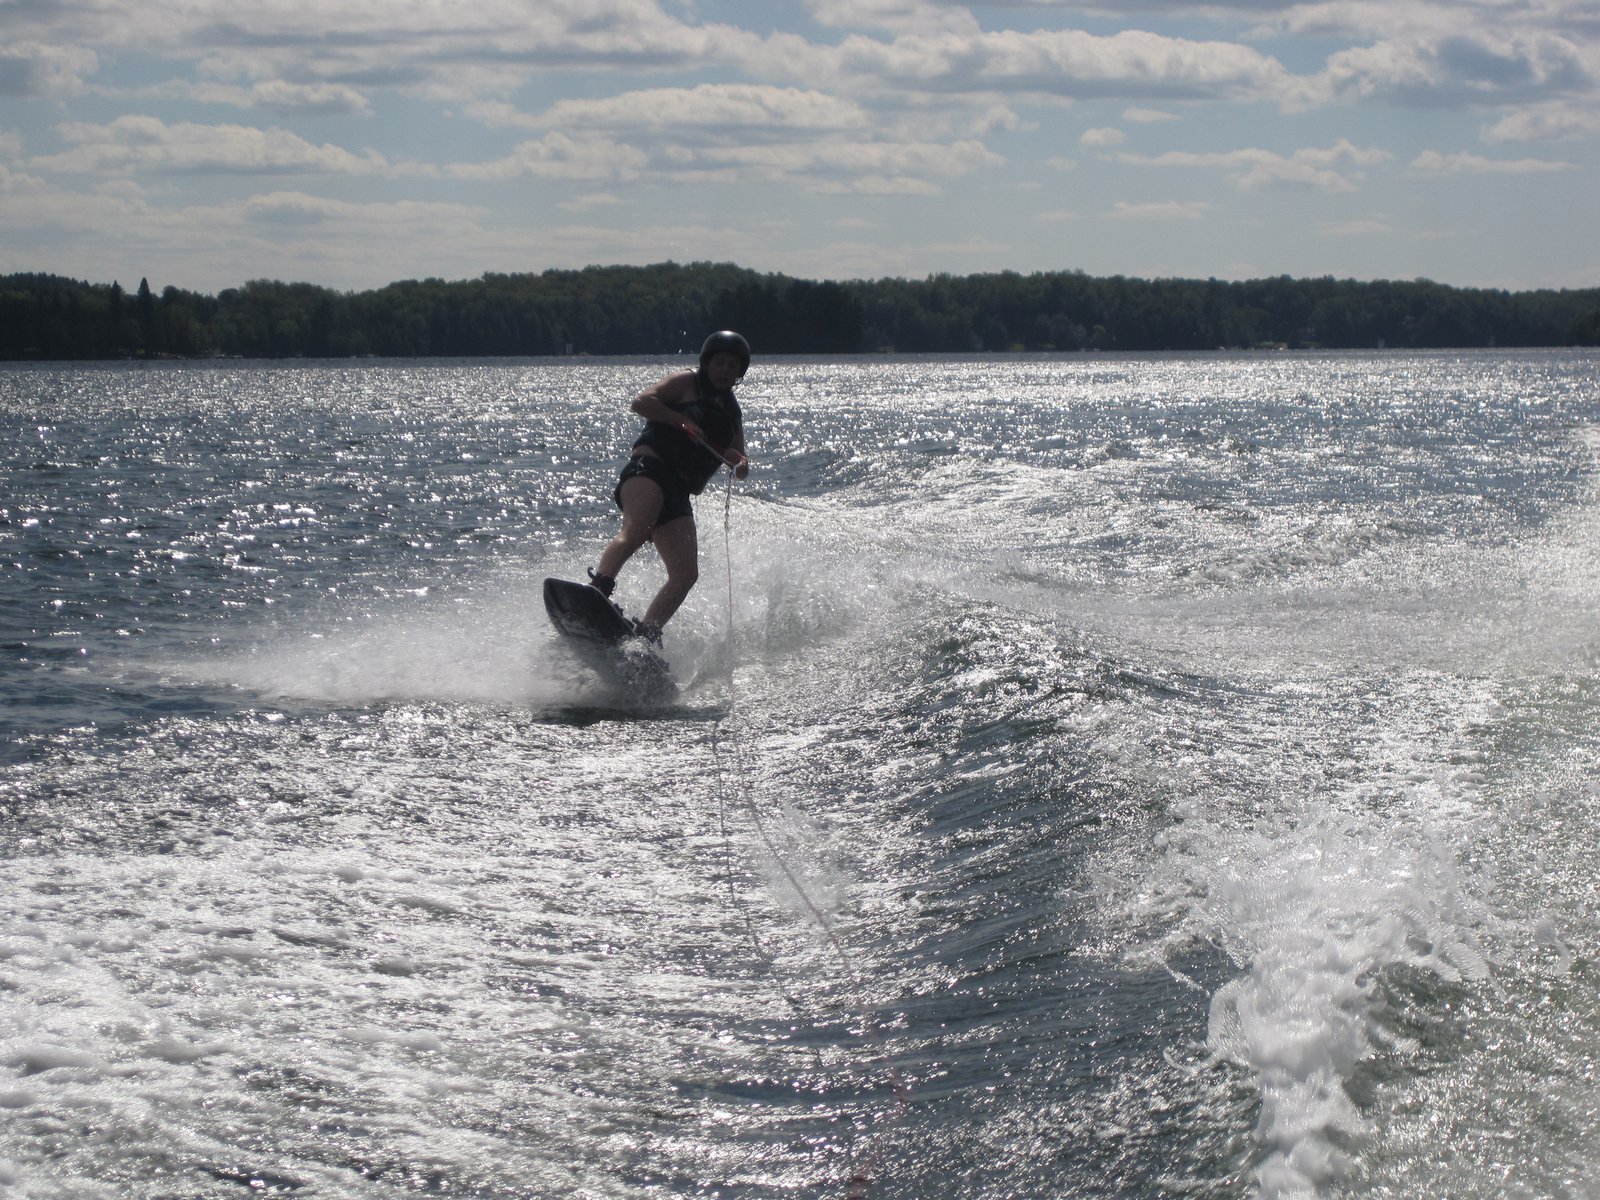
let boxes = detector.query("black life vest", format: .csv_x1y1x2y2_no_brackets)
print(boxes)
631,371,742,494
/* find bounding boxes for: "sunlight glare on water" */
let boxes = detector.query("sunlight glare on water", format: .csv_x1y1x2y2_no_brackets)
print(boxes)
3,351,1600,1199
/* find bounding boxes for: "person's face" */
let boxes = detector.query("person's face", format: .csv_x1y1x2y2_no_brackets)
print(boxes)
705,351,744,389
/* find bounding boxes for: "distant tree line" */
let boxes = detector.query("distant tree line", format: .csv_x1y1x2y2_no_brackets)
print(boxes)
3,261,1597,361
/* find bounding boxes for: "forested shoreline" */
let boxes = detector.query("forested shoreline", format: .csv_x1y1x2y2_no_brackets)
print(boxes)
4,261,1598,361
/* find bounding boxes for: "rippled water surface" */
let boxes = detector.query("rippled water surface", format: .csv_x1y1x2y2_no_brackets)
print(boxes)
3,351,1600,1199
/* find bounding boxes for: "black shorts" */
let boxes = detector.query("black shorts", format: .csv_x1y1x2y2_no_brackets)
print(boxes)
614,454,694,526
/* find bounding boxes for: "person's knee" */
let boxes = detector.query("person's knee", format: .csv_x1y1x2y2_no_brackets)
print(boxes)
617,520,655,549
667,561,698,590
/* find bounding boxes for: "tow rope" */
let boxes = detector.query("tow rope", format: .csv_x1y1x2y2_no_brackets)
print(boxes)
704,467,911,1198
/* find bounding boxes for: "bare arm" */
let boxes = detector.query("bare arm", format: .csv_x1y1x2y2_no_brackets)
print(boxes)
631,370,700,434
632,370,749,476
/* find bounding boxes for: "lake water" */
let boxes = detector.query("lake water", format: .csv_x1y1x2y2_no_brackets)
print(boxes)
3,350,1599,1199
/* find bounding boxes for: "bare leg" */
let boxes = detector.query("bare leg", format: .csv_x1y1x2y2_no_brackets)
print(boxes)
596,474,663,581
641,514,699,629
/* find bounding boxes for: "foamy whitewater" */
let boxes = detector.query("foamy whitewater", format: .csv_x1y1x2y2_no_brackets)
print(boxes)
3,350,1598,1198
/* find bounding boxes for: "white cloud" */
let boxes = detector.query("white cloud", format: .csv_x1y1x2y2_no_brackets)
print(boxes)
529,84,871,134
3,1,781,103
1319,217,1394,236
444,122,998,192
459,102,534,130
0,162,47,193
818,174,942,196
452,85,1002,195
1116,138,1391,191
1,2,1593,291
558,192,625,212
120,78,374,116
6,3,1591,125
249,81,373,117
804,0,981,36
1247,2,1468,42
1081,126,1128,147
0,181,504,289
233,191,485,231
1295,138,1392,167
685,136,1002,194
1410,149,1575,174
445,132,649,183
975,105,1028,135
35,116,389,176
465,82,1016,174
0,41,99,98
823,27,1308,106
1123,105,1180,122
1483,102,1600,142
1322,29,1593,106
1108,199,1211,220
0,184,151,252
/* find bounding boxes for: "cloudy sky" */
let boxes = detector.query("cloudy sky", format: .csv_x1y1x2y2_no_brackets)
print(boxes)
2,0,1596,294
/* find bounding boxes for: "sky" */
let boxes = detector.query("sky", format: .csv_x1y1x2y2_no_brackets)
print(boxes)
1,0,1596,295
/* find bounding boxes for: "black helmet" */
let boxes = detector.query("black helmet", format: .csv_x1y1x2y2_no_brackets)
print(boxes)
698,330,750,377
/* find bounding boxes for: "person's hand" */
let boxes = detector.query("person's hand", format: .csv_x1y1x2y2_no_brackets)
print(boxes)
725,449,749,478
677,418,706,442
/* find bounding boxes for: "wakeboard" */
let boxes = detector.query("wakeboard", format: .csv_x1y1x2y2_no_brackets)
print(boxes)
542,577,675,699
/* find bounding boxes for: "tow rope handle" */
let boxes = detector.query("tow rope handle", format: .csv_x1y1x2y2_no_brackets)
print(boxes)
677,419,748,475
